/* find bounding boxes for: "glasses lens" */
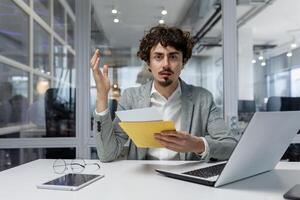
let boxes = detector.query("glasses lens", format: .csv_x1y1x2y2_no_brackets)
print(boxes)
71,159,85,173
53,159,66,174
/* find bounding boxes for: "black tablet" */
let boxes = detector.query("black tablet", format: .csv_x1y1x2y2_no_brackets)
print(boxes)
37,173,104,191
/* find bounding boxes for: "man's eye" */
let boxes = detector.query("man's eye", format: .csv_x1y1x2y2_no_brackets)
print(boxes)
170,55,178,60
154,55,162,60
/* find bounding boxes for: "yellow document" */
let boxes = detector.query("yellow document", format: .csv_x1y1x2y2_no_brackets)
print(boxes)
119,121,175,148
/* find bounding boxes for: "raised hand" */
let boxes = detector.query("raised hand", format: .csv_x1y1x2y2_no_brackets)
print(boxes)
90,49,111,112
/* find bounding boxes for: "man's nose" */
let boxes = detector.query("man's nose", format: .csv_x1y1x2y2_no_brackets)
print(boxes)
162,57,170,67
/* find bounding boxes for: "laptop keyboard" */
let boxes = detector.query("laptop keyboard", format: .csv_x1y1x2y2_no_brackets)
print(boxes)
183,163,226,178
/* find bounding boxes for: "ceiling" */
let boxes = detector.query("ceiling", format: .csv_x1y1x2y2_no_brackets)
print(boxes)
92,0,194,49
91,0,300,64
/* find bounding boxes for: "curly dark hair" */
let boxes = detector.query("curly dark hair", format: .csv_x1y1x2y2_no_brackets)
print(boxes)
137,25,195,65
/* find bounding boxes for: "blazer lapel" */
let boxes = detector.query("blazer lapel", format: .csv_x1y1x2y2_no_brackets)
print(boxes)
135,81,152,108
180,80,195,133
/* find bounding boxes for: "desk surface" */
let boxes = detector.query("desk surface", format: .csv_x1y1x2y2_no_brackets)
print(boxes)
0,159,299,200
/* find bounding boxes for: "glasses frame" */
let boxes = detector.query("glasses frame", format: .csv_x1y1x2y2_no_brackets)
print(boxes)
53,159,101,174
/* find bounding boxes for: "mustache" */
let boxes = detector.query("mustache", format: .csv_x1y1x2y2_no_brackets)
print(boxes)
158,68,174,74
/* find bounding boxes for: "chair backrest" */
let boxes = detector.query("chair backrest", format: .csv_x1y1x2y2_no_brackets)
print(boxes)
267,96,300,111
45,88,76,137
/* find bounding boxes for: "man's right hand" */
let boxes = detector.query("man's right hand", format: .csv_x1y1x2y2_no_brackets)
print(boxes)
90,49,111,113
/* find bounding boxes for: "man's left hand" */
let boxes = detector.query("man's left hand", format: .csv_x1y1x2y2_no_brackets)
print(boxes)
154,131,205,153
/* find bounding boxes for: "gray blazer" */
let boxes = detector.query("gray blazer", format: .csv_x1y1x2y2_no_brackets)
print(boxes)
94,79,238,162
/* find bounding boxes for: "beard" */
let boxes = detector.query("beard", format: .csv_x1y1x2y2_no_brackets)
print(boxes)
157,78,173,87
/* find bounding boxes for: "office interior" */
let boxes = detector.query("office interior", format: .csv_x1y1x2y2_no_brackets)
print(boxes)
0,0,300,171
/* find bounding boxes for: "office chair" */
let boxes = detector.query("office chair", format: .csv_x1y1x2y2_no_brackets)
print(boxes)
266,96,300,161
44,88,76,159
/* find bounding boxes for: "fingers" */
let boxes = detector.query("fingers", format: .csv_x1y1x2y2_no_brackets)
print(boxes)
155,134,184,146
157,139,181,152
90,49,100,67
103,64,108,77
160,131,187,139
92,57,102,82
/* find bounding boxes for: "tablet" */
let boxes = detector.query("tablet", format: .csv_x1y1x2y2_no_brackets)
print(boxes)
37,173,104,191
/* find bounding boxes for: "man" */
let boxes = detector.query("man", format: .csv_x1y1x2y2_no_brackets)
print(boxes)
91,26,237,162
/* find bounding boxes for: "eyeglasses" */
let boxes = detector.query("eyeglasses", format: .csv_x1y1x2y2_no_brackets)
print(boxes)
53,159,101,174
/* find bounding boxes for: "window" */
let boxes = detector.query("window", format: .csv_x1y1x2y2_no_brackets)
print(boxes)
0,0,29,65
0,63,29,128
54,0,65,40
237,0,300,132
34,0,50,24
33,21,50,74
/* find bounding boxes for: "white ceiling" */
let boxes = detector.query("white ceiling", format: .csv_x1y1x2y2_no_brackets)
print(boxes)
92,0,193,49
91,0,300,59
244,0,300,48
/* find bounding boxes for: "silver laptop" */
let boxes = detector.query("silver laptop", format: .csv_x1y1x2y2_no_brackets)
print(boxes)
156,111,300,187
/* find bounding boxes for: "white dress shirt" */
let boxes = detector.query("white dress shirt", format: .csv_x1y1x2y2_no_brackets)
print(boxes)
147,82,182,160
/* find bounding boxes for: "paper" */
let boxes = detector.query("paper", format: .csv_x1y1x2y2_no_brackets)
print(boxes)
116,108,175,148
115,107,162,122
119,121,175,148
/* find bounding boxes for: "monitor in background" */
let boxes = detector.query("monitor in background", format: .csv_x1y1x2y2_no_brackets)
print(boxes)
238,100,256,122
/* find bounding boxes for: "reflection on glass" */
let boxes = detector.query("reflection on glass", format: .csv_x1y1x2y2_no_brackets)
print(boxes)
44,88,76,137
33,21,50,74
26,76,50,129
67,15,74,48
66,0,75,13
0,148,75,172
0,0,29,64
67,51,75,86
0,63,29,128
34,0,50,24
54,0,65,39
53,39,66,78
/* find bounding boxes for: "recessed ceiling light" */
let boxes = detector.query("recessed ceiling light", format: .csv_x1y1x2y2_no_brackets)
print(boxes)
258,55,264,60
113,18,119,23
287,52,293,57
159,19,164,24
112,9,118,14
251,59,256,64
161,9,167,15
291,43,297,49
261,61,266,66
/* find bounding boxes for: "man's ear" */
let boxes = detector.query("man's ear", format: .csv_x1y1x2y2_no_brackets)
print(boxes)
146,62,152,72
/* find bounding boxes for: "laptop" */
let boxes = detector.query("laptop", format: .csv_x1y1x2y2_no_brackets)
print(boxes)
155,111,300,187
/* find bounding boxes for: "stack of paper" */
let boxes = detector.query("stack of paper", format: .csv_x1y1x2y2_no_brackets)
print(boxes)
116,108,175,148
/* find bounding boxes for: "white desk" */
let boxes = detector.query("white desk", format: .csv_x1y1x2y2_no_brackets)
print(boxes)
0,159,299,200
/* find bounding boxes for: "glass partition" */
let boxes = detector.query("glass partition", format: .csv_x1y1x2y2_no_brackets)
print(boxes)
0,0,29,65
237,0,300,161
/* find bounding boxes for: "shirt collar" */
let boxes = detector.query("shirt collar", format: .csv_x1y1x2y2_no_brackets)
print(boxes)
150,81,182,101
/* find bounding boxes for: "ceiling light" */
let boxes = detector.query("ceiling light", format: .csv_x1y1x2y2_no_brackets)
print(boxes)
251,59,256,64
291,43,297,49
113,18,119,23
159,19,164,24
161,9,167,15
261,61,266,66
287,52,293,57
258,55,264,60
112,8,118,14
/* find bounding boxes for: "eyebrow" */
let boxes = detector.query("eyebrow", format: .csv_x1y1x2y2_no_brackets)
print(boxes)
152,52,180,55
